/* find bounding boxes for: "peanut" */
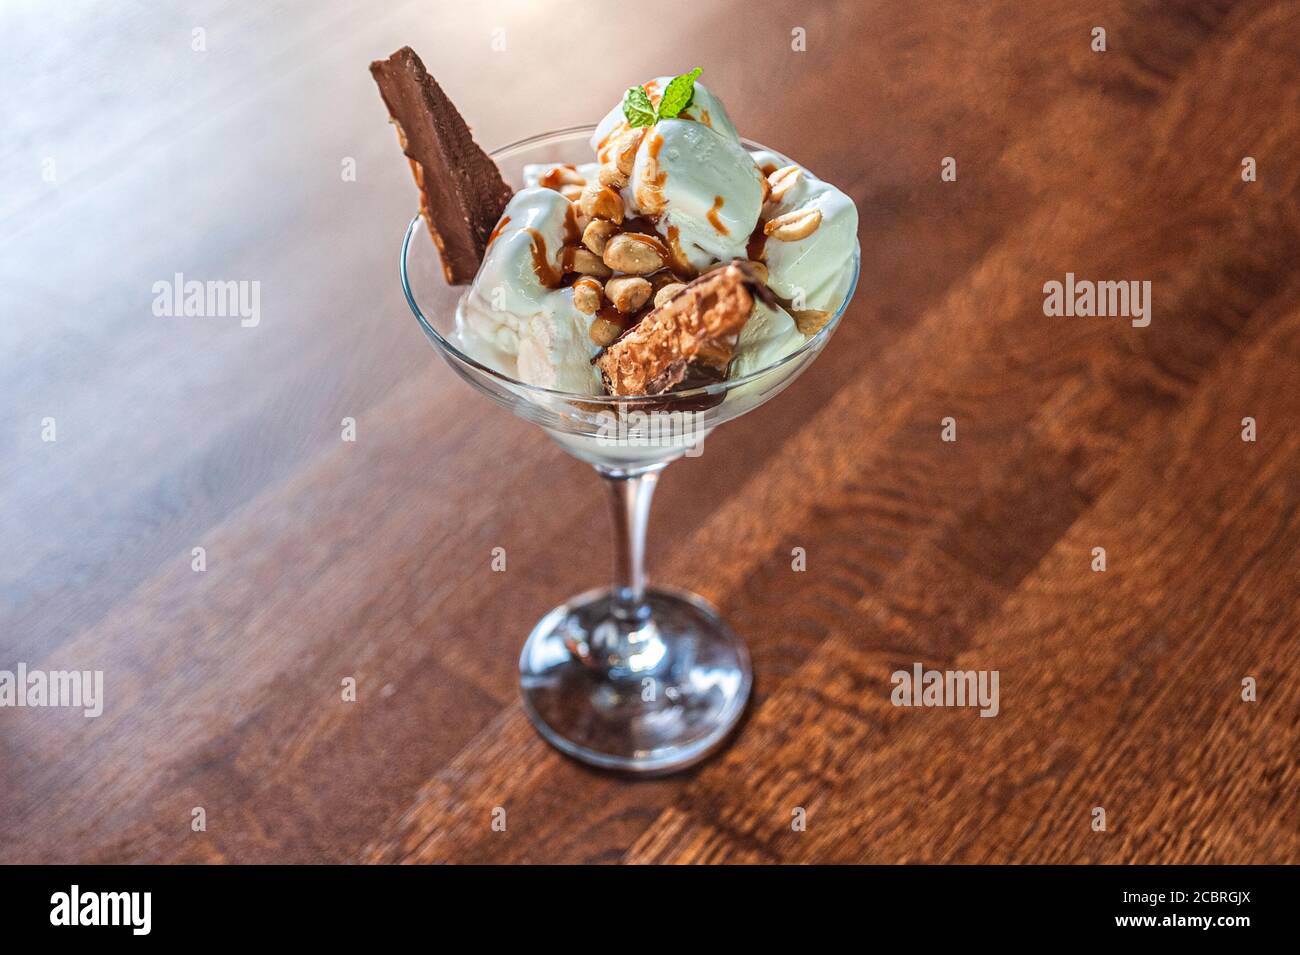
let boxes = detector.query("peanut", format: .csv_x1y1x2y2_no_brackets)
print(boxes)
764,206,822,242
572,278,602,315
579,181,624,223
566,247,612,279
589,315,624,347
581,219,618,256
605,276,652,314
793,308,832,335
653,282,686,308
767,164,802,204
615,128,645,176
602,233,666,275
598,164,629,189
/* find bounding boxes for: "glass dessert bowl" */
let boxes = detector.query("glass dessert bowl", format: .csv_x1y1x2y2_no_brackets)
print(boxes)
401,125,859,774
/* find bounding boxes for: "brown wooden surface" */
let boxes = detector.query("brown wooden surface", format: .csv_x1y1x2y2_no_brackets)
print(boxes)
2,0,1297,864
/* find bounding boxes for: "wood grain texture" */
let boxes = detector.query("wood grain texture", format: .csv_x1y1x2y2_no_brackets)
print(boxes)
1,0,1296,864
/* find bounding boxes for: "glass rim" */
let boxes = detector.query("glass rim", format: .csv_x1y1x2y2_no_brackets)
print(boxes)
399,124,860,407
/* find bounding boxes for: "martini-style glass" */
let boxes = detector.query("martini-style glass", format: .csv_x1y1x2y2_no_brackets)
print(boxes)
401,125,859,774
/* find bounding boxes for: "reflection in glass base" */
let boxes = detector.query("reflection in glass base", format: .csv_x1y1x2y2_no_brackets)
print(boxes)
519,587,752,775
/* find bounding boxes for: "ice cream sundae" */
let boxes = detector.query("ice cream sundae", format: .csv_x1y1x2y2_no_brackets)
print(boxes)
371,47,862,773
371,49,858,398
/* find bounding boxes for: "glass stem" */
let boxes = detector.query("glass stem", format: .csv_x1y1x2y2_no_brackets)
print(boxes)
599,464,665,623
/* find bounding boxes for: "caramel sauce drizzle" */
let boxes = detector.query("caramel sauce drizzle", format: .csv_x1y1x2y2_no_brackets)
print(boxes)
486,215,511,247
596,303,625,327
664,225,697,278
522,201,586,290
634,131,668,215
706,195,728,235
526,228,563,288
596,82,657,164
621,214,654,234
563,203,579,243
681,106,713,129
538,164,577,191
596,126,622,165
623,230,672,260
746,219,768,262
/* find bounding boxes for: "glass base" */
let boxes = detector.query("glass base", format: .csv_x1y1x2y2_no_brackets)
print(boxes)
519,587,752,774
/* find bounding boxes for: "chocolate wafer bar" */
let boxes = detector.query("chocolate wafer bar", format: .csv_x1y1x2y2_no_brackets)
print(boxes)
596,261,775,396
370,47,514,285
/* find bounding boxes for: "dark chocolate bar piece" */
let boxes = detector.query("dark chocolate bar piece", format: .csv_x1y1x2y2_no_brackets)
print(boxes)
370,47,513,284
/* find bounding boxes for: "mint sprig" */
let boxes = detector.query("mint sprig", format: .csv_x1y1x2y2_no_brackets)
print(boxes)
657,67,702,119
621,85,656,128
621,68,703,128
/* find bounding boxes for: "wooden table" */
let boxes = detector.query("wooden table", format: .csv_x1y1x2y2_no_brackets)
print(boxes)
2,0,1296,864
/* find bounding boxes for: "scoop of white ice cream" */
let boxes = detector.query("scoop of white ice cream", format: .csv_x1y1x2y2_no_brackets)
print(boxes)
513,297,600,393
630,119,763,271
455,187,600,393
753,156,858,316
731,299,806,378
469,188,570,316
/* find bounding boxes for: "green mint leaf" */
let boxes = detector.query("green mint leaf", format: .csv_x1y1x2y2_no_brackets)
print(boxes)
622,85,656,127
656,67,702,120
